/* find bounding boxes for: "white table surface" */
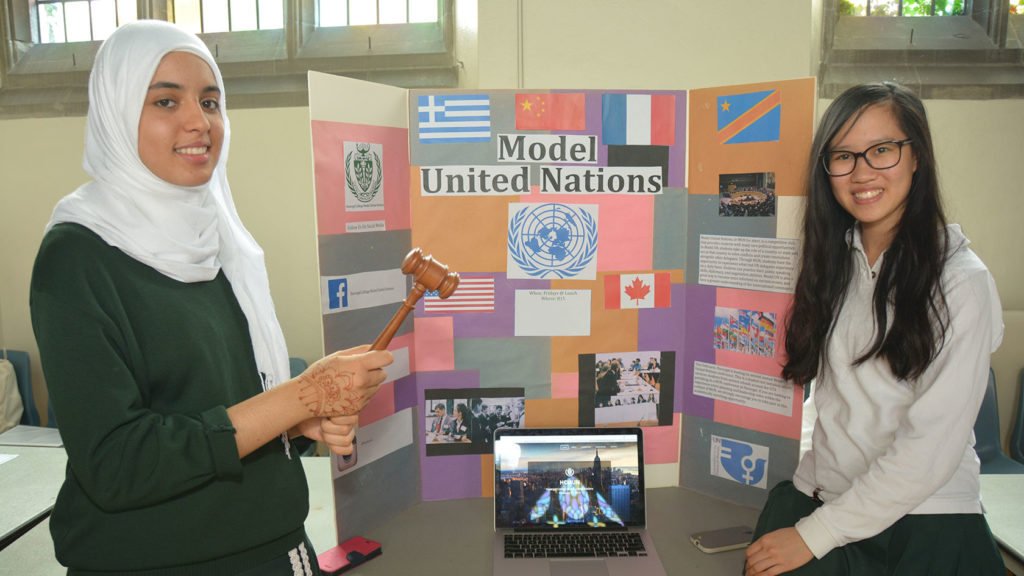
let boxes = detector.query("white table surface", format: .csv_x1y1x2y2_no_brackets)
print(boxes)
0,456,336,575
980,473,1024,575
0,443,67,543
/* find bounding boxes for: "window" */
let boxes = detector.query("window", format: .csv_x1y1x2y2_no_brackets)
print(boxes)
0,0,457,118
172,0,284,34
840,0,969,16
820,0,1024,99
36,0,137,43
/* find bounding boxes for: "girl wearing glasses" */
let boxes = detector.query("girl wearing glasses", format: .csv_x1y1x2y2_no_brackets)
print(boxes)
744,82,1004,575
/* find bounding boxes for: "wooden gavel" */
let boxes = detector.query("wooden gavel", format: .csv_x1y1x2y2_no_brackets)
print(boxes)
370,248,459,351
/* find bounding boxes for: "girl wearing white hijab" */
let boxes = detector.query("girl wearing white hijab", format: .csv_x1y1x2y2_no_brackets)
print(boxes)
30,20,392,575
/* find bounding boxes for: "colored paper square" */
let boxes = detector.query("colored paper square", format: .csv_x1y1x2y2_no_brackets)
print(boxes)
777,195,805,240
607,145,670,193
454,338,551,399
644,412,681,465
311,120,411,235
480,453,495,498
388,332,414,373
551,372,579,399
524,398,579,428
408,167,514,273
422,453,481,501
681,284,717,419
358,382,395,427
414,316,454,371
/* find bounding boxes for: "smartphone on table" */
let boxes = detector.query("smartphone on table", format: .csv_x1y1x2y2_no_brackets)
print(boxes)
689,525,754,553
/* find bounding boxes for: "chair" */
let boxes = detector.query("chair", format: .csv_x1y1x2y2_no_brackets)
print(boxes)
0,349,57,427
289,357,308,379
1008,368,1024,464
973,367,1024,474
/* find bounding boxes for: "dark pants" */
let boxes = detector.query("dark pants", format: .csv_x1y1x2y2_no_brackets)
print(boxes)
749,481,1006,575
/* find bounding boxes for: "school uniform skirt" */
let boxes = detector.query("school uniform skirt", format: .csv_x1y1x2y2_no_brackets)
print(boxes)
749,481,1006,576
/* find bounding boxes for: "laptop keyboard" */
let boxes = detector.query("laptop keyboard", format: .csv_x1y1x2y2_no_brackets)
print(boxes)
504,532,647,558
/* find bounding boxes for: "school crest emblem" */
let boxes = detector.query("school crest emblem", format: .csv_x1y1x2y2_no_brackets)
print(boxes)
345,142,383,204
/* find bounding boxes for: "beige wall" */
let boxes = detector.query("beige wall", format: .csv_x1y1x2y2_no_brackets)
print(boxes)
2,0,1022,444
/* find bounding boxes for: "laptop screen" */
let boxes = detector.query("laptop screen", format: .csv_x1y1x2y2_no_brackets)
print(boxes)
494,427,646,530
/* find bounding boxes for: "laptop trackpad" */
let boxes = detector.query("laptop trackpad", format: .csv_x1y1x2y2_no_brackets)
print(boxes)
551,559,610,576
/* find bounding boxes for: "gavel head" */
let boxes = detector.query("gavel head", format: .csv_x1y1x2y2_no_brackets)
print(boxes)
402,248,459,298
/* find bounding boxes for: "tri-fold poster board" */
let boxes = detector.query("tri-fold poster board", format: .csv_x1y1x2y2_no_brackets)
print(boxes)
307,71,815,541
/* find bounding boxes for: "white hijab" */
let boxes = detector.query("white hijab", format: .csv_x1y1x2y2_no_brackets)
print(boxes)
47,21,291,402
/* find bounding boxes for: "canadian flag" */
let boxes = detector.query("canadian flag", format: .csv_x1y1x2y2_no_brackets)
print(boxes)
605,273,671,309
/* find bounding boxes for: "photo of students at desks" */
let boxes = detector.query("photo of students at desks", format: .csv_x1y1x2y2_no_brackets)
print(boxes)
425,398,525,444
594,353,662,427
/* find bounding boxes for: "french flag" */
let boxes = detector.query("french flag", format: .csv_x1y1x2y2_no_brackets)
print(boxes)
601,94,675,146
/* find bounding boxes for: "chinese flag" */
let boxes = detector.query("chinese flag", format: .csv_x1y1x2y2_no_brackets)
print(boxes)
515,93,586,131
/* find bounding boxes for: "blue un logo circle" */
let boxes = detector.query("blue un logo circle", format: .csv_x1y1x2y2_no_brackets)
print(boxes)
508,203,598,279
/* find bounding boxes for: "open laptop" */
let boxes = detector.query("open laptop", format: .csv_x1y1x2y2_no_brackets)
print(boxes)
493,427,667,576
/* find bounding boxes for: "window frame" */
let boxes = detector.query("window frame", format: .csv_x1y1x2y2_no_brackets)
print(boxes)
819,0,1023,99
0,0,458,118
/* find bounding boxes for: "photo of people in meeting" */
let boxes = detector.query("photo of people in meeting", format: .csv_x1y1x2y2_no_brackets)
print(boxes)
424,387,525,456
577,351,674,428
718,171,776,217
494,437,642,528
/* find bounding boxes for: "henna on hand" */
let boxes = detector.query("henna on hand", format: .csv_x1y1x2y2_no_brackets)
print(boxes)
297,367,361,417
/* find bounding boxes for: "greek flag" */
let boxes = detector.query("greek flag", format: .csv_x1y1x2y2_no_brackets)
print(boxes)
417,94,491,143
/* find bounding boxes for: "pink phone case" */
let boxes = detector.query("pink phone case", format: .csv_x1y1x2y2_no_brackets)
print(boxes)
317,536,382,575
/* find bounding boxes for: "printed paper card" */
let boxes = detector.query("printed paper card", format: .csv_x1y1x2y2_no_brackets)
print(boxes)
710,435,769,489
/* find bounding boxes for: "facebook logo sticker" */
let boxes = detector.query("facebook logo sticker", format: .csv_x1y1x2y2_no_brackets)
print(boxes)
327,278,349,310
711,435,768,489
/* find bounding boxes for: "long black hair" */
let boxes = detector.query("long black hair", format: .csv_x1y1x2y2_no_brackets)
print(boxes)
783,82,949,386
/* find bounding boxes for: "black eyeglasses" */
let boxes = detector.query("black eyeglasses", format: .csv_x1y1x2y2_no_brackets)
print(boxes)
822,139,913,177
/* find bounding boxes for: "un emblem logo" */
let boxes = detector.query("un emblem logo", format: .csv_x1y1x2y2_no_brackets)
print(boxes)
345,142,382,204
508,203,598,279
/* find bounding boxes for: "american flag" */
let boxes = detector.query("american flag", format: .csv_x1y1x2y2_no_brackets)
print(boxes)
424,277,495,313
417,94,491,143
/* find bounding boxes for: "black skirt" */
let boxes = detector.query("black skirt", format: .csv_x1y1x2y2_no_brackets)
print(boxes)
749,481,1006,575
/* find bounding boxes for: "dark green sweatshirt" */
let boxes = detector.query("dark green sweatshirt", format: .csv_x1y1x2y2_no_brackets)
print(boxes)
30,223,310,575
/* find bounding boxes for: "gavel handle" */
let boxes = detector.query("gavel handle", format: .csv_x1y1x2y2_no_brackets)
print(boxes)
371,283,427,351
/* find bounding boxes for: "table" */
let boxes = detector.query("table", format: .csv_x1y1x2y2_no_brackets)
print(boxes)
981,474,1024,575
8,460,1024,576
0,444,67,547
324,486,761,575
1,455,761,575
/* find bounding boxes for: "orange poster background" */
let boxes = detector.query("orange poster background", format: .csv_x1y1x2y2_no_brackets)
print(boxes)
688,77,815,197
